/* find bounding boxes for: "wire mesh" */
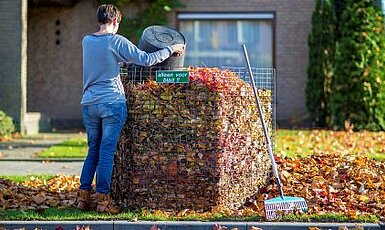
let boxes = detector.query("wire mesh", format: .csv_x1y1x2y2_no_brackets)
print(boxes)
112,65,276,211
222,66,276,146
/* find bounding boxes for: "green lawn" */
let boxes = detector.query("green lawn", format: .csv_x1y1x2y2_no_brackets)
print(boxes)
0,207,378,222
0,174,55,183
275,129,385,161
0,207,260,221
37,137,87,158
34,129,385,161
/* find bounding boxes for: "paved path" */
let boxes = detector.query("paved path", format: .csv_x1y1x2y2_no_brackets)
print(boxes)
0,160,83,176
0,132,86,158
0,132,85,176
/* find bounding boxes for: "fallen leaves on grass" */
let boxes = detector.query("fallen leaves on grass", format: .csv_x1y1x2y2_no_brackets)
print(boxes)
0,138,385,220
0,175,79,211
277,130,385,160
256,152,385,218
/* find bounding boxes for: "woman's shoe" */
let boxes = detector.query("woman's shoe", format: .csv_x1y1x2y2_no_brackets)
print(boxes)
96,193,121,214
76,189,91,211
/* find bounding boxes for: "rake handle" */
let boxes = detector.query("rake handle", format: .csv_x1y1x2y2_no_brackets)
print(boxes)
242,44,284,199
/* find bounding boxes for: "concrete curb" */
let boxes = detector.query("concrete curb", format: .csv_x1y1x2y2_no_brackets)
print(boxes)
0,221,382,230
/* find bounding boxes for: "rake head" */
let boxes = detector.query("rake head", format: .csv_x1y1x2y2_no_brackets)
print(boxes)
264,196,308,219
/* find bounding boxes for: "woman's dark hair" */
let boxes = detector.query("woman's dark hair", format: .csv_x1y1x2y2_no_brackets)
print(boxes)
96,4,122,24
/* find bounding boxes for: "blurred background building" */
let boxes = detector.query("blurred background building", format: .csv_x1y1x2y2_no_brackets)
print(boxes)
0,0,316,134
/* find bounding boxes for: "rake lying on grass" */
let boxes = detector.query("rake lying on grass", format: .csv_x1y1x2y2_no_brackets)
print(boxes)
242,44,308,219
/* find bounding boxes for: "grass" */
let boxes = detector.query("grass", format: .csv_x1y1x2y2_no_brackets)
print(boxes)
33,129,385,161
0,208,255,221
279,213,379,223
0,174,55,183
0,208,378,223
276,129,327,158
0,208,136,221
275,129,385,161
36,137,87,158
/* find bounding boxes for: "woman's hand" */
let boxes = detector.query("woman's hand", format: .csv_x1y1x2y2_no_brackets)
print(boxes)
171,44,185,55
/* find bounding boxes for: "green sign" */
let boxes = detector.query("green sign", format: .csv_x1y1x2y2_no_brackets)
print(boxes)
156,70,189,84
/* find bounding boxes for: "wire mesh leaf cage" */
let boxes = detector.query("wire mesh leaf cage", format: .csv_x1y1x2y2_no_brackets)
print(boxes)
111,64,276,212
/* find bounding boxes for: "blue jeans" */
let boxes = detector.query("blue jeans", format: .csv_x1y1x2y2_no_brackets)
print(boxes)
80,102,127,194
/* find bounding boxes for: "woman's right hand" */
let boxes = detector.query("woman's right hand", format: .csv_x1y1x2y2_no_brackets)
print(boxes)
171,44,185,55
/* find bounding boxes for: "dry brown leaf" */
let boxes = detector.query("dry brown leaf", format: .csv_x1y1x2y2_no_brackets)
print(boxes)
75,226,90,230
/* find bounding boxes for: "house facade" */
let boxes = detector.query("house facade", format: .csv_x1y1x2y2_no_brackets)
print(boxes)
0,0,315,134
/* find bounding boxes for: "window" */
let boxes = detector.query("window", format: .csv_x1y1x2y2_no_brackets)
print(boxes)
178,13,274,68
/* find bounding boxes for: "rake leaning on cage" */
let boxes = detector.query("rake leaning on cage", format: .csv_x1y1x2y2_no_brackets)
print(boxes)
77,4,185,214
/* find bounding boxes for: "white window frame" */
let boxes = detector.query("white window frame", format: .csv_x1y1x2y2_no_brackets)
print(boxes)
177,12,275,67
178,13,274,20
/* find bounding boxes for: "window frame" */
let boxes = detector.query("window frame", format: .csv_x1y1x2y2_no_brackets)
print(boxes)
176,12,276,68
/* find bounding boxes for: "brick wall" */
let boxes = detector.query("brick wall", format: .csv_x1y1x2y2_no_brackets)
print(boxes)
27,0,96,129
0,0,27,132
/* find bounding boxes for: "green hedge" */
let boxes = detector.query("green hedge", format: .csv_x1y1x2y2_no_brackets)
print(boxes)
329,0,385,130
307,0,385,131
306,0,335,127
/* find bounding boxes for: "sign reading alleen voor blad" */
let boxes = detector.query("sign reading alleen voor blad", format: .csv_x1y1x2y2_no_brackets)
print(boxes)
156,70,190,84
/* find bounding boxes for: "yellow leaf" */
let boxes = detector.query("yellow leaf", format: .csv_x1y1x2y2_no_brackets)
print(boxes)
357,195,370,203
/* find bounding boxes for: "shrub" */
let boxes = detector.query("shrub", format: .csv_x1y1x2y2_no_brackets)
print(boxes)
329,0,385,130
0,110,15,138
306,0,335,127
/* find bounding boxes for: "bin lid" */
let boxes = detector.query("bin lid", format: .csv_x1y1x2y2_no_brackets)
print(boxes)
140,25,186,50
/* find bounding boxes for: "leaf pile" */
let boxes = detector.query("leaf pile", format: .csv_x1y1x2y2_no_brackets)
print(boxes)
229,151,385,219
267,152,385,218
112,67,273,211
158,152,385,220
0,175,79,211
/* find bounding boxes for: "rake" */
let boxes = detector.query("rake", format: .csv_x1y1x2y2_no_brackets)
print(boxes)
242,44,308,219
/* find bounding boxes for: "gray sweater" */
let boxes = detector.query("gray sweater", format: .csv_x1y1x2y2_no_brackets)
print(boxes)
81,33,173,105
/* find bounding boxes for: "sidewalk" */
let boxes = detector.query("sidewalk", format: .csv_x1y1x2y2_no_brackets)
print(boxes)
0,132,85,176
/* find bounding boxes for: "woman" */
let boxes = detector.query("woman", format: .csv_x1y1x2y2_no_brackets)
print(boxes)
77,4,185,214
